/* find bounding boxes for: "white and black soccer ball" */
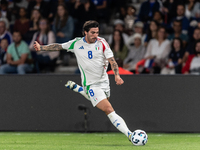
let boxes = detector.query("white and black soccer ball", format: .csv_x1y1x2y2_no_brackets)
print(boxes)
131,129,148,146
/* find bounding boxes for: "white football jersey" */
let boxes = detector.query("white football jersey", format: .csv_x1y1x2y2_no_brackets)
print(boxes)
62,37,114,86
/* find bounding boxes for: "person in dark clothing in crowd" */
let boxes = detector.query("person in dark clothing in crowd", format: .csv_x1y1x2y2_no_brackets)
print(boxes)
138,0,161,23
161,37,185,74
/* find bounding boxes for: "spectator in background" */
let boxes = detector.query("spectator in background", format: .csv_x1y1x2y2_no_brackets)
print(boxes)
198,21,200,29
27,0,50,18
91,0,108,22
144,20,160,46
0,20,12,46
52,4,74,43
0,11,10,30
153,11,166,26
182,40,200,74
0,31,33,74
171,4,190,35
182,28,200,63
13,7,30,40
110,30,128,62
123,33,146,73
29,18,58,72
138,0,161,23
26,9,42,43
29,9,42,34
141,26,171,74
0,0,12,23
108,19,129,46
73,0,97,37
0,38,8,65
48,0,67,23
129,21,146,45
8,0,29,9
162,0,180,24
115,6,126,21
168,20,188,47
161,38,184,74
124,5,137,35
185,0,200,20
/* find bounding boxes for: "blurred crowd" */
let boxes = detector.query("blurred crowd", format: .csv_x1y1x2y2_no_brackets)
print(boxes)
0,0,200,75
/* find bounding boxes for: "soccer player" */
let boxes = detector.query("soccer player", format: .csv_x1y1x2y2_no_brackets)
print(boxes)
34,20,133,143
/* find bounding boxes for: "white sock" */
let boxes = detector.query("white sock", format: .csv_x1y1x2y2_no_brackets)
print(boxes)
72,84,90,100
108,111,131,138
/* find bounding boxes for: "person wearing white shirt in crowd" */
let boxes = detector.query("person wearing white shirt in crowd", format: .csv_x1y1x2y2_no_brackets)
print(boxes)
144,26,171,73
123,33,146,73
185,0,200,20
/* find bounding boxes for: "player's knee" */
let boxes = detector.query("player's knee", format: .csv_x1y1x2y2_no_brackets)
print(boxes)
103,106,114,115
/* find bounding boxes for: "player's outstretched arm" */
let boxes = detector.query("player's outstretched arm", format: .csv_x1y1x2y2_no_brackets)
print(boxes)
108,57,124,85
34,41,63,51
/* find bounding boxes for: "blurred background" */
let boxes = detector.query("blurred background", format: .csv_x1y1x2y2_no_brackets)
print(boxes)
1,0,200,75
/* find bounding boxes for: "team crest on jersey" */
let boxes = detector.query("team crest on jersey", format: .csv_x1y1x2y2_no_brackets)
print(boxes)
95,44,100,50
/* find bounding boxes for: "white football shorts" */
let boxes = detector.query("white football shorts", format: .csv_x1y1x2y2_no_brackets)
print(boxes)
84,79,110,107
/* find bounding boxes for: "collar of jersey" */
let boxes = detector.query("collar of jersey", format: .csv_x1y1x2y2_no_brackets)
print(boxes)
83,36,97,43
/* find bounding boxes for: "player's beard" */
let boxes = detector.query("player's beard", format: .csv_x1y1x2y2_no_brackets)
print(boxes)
88,36,97,43
91,37,97,43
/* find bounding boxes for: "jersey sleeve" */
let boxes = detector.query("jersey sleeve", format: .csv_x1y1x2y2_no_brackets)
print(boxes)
61,38,81,53
100,38,114,59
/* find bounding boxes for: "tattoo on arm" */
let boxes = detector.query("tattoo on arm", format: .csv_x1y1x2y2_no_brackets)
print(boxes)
40,44,63,51
108,57,119,75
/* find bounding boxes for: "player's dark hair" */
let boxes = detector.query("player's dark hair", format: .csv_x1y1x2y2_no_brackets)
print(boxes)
82,20,99,36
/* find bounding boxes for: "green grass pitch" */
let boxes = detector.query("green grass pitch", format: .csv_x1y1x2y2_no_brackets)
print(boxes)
0,132,200,150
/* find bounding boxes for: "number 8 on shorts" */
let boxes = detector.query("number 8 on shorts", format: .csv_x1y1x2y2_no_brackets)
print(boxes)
89,89,94,97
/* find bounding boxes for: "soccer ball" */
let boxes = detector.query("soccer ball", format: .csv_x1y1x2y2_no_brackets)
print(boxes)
130,129,148,146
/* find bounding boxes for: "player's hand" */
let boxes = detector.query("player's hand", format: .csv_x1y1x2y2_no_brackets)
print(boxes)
34,41,41,51
115,75,124,85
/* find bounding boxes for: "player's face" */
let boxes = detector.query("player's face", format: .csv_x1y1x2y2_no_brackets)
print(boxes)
85,27,99,43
